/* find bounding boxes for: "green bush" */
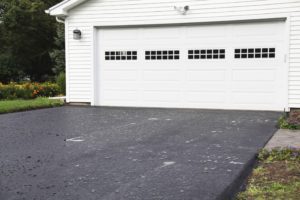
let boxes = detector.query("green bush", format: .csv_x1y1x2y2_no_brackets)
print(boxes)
56,72,66,95
278,116,300,130
0,82,60,100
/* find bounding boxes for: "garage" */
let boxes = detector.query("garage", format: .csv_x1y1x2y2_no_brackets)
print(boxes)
46,0,300,111
96,21,286,111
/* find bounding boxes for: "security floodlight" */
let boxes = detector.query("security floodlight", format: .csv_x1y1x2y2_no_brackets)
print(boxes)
174,5,190,15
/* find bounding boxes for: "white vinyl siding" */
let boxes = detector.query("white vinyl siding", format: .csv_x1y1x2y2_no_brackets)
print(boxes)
65,0,300,108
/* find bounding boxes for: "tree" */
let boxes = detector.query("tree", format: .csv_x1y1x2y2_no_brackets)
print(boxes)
0,0,63,82
50,23,65,75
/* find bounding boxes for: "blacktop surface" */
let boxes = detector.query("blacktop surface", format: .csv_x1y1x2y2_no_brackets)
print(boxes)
0,106,280,200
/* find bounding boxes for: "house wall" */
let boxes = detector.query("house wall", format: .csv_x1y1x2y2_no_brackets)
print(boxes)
65,0,300,108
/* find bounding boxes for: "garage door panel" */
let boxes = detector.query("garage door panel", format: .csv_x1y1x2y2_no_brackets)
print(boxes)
103,71,138,81
143,81,181,91
141,42,184,47
102,81,139,90
102,65,139,71
232,69,276,81
231,63,282,68
187,64,228,70
187,70,226,81
101,101,141,108
186,26,229,38
142,91,180,103
232,22,283,37
233,36,283,43
102,62,139,70
232,92,276,105
142,27,182,39
185,39,230,45
97,21,286,111
138,102,180,108
185,91,227,103
232,82,276,92
100,29,139,40
185,82,227,91
102,43,139,47
143,63,182,70
143,71,181,81
102,90,139,102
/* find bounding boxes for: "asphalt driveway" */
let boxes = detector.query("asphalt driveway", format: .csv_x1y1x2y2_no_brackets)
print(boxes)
0,106,280,200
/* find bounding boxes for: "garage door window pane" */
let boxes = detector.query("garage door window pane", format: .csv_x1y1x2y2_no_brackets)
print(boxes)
188,49,226,59
105,51,137,60
235,48,276,59
145,50,180,60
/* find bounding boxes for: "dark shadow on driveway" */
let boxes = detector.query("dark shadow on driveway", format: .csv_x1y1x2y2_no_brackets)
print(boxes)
0,107,280,200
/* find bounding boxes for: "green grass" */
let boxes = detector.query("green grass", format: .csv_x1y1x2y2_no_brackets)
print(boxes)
0,97,64,114
237,149,300,200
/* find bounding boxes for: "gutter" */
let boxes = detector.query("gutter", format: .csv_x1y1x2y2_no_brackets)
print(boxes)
45,0,86,17
45,0,71,15
56,16,65,24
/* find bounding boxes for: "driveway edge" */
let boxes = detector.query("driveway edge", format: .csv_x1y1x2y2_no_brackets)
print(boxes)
217,128,279,200
216,154,258,200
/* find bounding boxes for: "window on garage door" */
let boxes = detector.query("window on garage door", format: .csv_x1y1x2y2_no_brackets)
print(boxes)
105,51,137,60
188,49,226,59
234,48,276,59
145,50,180,60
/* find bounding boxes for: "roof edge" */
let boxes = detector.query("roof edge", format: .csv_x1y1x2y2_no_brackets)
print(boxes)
45,0,87,16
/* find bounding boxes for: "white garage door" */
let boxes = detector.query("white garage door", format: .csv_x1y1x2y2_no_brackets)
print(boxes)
96,21,287,111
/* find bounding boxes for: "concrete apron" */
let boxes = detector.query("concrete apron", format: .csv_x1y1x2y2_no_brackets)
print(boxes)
265,129,300,150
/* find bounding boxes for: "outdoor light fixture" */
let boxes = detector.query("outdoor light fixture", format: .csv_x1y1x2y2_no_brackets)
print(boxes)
73,29,82,40
174,5,190,15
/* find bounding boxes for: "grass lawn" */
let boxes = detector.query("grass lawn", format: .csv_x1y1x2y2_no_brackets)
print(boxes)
0,97,64,114
237,149,300,200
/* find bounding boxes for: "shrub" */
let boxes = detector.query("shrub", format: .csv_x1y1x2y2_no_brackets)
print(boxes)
278,116,300,130
0,82,60,100
56,72,66,95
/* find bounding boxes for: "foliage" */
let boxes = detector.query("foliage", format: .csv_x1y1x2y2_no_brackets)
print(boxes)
278,116,300,130
0,97,64,114
50,23,65,75
286,110,300,127
0,61,26,83
56,72,66,95
258,148,300,162
0,82,60,100
0,0,64,82
0,16,25,83
237,149,300,200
